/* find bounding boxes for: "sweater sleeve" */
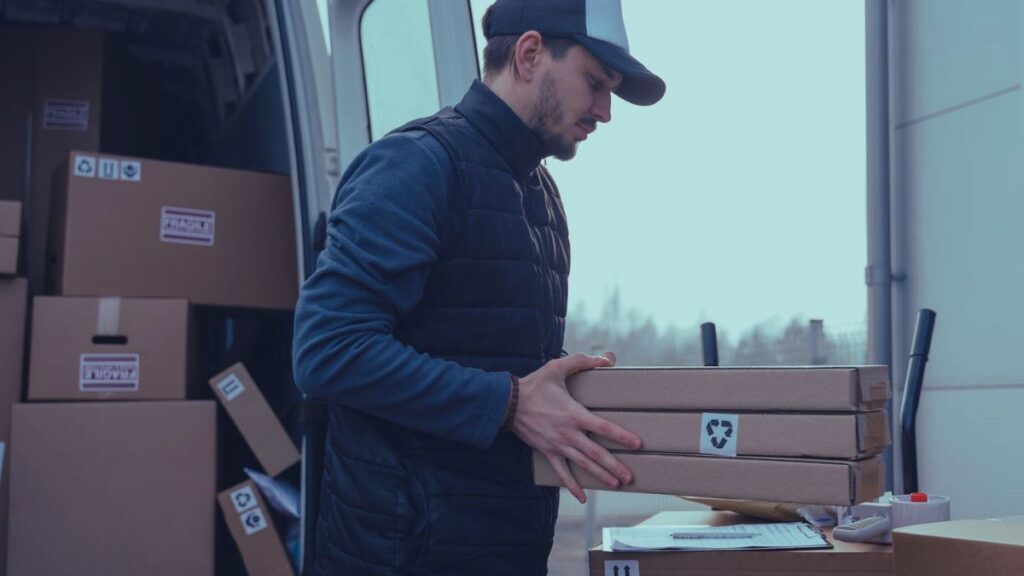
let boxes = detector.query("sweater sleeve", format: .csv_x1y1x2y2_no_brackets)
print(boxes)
292,131,511,450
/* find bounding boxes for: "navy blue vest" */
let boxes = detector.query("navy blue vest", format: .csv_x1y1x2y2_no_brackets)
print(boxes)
314,86,570,575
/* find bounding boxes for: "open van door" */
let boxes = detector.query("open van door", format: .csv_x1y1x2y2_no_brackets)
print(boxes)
265,1,480,572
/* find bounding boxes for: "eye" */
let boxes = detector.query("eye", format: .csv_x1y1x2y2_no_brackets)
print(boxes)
588,75,602,92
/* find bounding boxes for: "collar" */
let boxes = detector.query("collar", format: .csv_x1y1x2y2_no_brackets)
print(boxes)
454,80,547,178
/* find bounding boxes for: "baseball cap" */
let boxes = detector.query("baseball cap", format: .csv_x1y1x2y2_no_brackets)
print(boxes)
484,0,666,106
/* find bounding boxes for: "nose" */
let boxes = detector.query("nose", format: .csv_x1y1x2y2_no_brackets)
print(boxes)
592,90,612,124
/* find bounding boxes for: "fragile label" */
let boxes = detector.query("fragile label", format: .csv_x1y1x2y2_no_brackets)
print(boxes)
700,412,739,457
230,485,259,514
98,158,120,180
241,507,268,536
160,207,215,246
79,354,140,392
605,560,639,576
216,373,246,402
72,154,97,178
43,99,90,131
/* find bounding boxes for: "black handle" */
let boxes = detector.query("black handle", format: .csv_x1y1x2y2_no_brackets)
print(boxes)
900,308,936,494
701,322,719,367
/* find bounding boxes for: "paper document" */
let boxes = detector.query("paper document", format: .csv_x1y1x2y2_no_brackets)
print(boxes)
602,522,831,552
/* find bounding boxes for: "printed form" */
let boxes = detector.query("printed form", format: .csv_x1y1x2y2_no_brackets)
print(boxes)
602,522,831,552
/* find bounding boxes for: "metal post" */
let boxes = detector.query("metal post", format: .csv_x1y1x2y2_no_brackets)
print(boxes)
865,0,894,490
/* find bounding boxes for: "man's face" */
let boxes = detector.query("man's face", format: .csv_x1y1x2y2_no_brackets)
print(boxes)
528,44,622,161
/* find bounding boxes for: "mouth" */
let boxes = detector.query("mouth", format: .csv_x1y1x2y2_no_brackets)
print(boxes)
575,121,595,141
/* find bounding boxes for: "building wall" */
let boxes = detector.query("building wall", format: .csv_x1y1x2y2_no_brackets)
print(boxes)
891,0,1024,518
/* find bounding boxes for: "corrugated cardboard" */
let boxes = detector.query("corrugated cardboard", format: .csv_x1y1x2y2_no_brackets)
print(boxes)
594,410,890,459
0,201,19,237
590,510,893,575
218,480,295,576
49,151,298,309
892,518,1024,576
0,238,15,276
28,296,193,401
0,278,27,572
567,366,891,412
534,452,885,506
7,401,216,576
209,363,299,477
25,28,105,297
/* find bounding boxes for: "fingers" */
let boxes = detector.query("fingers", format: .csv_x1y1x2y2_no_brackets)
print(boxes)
555,352,614,377
582,413,643,451
566,438,633,487
602,350,616,366
547,454,586,504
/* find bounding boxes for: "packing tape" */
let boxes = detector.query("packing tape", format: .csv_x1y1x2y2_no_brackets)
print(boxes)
96,297,122,335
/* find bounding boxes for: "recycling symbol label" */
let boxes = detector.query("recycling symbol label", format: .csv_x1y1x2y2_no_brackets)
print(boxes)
241,508,268,536
700,412,739,457
73,154,97,178
230,485,258,514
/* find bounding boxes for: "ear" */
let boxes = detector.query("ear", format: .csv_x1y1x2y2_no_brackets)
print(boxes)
512,31,544,82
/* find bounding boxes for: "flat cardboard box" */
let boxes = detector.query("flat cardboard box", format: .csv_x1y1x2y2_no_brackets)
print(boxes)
49,151,298,310
893,518,1024,576
534,452,885,506
218,480,295,576
590,510,893,575
209,363,300,477
594,410,890,460
0,278,27,572
567,366,891,412
28,296,193,400
7,401,216,576
0,201,19,237
0,238,15,276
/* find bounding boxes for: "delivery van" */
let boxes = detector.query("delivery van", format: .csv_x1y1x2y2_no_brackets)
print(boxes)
0,1,482,574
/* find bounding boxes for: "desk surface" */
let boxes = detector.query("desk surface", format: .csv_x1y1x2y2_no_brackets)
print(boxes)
589,510,893,575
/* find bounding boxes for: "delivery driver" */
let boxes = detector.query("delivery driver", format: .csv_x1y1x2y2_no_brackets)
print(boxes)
293,0,665,573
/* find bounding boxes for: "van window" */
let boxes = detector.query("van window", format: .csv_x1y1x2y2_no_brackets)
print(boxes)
361,0,440,140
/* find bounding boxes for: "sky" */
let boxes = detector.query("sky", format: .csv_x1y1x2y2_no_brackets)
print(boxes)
349,0,868,338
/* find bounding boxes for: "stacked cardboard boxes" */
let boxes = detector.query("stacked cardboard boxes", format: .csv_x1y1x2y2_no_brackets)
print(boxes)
535,366,892,506
0,201,18,276
3,26,300,576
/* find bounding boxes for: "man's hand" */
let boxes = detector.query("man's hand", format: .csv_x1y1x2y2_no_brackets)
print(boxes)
509,352,642,504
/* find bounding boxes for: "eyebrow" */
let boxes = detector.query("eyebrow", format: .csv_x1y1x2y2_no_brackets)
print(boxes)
598,64,623,91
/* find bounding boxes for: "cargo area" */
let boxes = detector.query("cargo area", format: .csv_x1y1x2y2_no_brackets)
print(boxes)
0,2,302,574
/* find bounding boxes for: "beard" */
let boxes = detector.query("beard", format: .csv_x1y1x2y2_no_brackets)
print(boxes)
529,72,578,161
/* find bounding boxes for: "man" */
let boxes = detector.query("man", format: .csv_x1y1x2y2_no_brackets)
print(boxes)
293,0,665,573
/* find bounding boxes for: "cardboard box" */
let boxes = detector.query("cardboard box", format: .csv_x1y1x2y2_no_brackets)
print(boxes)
0,201,19,237
209,363,299,476
590,510,894,575
0,238,15,276
594,410,890,460
0,278,28,572
0,201,19,275
49,151,298,310
893,518,1024,576
7,401,216,576
28,296,193,401
567,366,891,412
218,480,295,576
534,452,885,506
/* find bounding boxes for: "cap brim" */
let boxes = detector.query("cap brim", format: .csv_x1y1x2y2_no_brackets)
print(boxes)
573,35,666,106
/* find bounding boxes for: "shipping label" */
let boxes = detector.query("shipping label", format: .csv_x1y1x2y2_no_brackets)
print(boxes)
79,353,140,392
700,412,739,457
43,99,90,131
160,206,215,246
216,373,246,402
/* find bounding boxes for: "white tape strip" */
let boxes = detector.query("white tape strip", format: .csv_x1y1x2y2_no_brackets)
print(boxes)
96,297,122,335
